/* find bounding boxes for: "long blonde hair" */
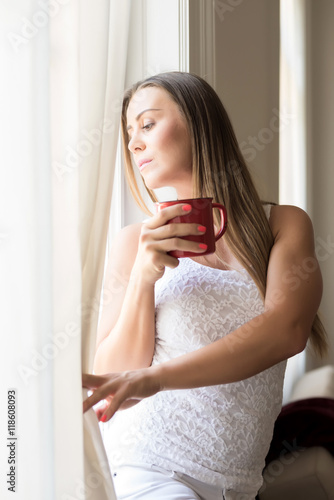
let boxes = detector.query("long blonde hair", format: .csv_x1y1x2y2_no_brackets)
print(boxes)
121,71,327,357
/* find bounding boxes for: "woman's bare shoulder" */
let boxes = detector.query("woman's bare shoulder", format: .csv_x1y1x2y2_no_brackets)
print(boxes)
269,204,314,241
115,222,143,243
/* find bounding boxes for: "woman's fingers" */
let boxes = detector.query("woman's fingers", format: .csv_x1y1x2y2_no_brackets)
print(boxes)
133,210,208,283
82,373,137,415
82,375,116,413
145,203,192,230
147,222,206,241
82,373,108,390
82,369,160,420
140,222,207,257
132,204,208,284
83,388,106,413
142,229,208,258
95,401,109,421
151,237,208,258
100,387,139,422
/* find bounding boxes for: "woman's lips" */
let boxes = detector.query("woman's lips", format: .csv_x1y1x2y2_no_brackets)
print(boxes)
138,159,152,171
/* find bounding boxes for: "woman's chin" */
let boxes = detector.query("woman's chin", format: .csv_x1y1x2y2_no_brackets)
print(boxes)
142,177,166,191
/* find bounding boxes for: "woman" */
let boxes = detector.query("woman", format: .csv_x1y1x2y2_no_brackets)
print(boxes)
83,72,327,499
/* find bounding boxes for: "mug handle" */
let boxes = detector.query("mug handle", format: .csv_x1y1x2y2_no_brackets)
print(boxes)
212,203,228,241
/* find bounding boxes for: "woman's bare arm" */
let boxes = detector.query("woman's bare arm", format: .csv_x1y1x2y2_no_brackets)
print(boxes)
93,222,156,373
94,203,208,374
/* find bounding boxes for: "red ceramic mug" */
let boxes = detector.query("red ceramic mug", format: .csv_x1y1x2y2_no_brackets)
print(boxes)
155,197,227,258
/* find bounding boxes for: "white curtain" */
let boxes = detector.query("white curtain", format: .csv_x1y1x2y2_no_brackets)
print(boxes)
1,3,54,497
1,1,131,498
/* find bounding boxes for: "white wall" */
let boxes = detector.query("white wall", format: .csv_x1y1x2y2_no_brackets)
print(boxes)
309,0,334,367
214,0,280,203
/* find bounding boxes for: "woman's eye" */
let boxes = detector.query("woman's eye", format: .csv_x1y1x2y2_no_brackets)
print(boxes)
142,123,154,131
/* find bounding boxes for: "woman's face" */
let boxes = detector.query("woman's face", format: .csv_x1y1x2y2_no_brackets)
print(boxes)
126,86,193,197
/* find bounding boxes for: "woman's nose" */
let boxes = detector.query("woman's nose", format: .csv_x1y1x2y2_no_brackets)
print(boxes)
128,133,145,154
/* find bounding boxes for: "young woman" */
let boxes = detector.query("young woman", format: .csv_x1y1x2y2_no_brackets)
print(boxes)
83,72,327,500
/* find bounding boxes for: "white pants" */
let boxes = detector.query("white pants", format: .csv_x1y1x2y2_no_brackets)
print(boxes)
112,465,256,500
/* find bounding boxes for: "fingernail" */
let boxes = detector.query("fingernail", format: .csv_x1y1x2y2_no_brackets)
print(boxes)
199,243,207,250
100,415,107,422
182,204,192,211
198,225,206,233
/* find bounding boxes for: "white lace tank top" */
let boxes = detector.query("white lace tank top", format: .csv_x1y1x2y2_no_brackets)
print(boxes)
103,205,286,495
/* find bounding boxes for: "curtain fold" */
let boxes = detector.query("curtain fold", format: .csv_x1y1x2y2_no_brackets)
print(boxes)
79,0,131,373
1,1,130,498
50,2,84,497
51,0,132,494
77,1,131,498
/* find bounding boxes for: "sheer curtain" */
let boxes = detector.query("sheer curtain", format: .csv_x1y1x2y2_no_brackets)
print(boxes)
1,3,54,497
1,1,130,498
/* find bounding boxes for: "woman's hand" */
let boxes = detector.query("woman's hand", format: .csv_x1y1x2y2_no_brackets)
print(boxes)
82,368,161,422
93,202,207,375
131,203,207,285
